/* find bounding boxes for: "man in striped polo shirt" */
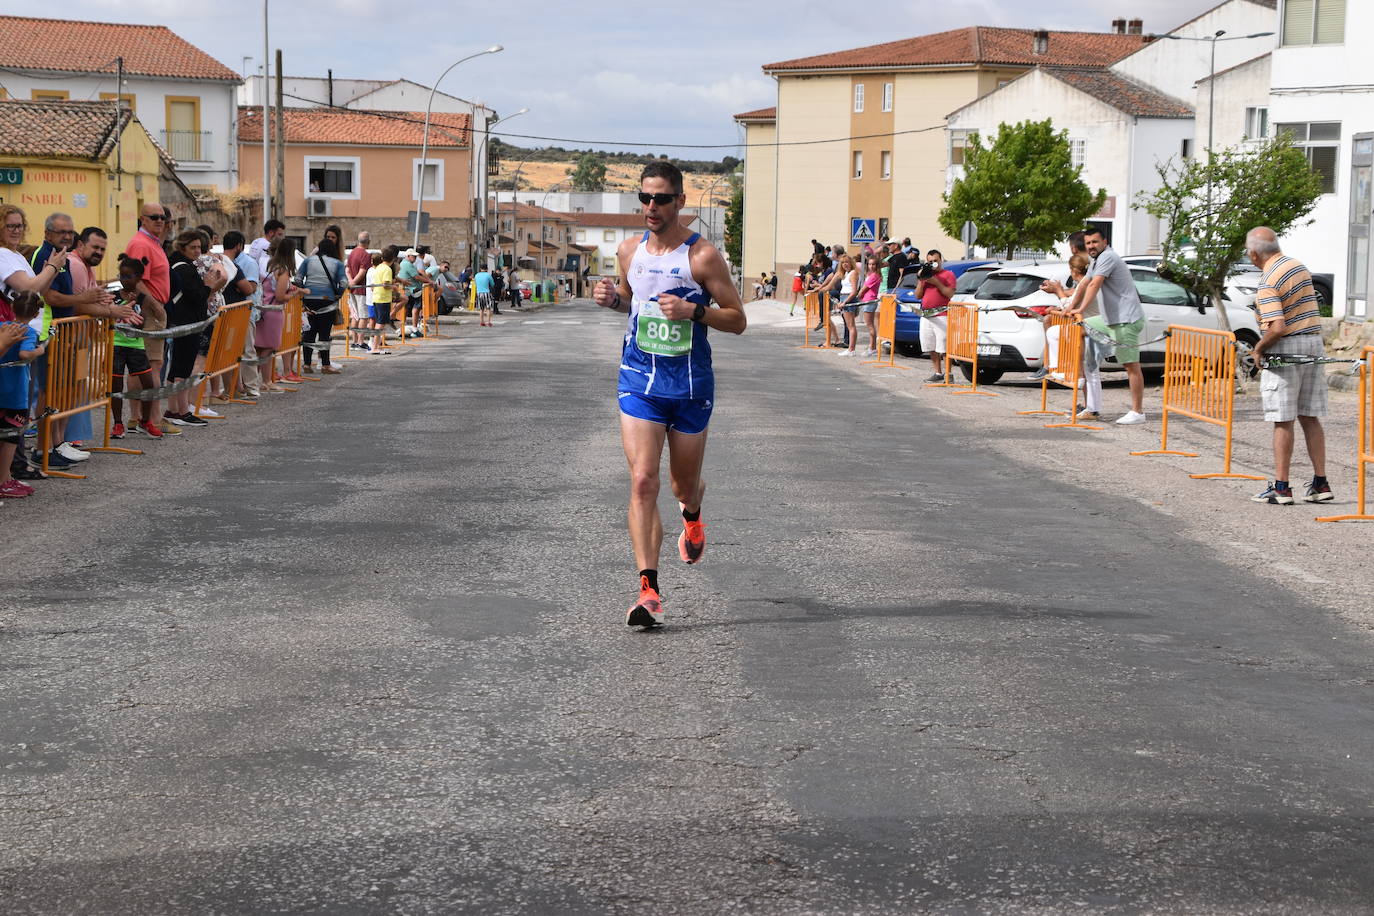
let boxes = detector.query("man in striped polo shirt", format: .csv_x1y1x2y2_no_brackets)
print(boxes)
1246,226,1331,505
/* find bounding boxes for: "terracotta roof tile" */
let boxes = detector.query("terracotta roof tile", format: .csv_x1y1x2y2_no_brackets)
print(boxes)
763,27,1149,73
733,106,777,121
0,15,240,82
0,98,135,158
1047,68,1194,118
238,107,470,147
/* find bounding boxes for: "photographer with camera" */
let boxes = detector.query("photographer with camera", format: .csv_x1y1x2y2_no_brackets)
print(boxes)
915,250,957,382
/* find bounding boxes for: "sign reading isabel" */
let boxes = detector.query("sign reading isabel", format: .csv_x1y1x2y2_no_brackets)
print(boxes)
850,218,875,245
0,168,22,185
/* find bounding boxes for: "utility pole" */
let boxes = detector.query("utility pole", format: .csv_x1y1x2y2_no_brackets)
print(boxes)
274,48,285,222
262,0,270,215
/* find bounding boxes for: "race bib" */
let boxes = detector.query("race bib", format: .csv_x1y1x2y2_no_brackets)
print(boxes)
635,301,692,356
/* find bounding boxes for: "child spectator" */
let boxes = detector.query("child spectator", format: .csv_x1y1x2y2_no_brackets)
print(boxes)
370,247,397,353
110,254,164,439
1,291,46,498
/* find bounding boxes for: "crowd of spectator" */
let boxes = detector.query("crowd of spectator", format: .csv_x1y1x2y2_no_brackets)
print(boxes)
0,206,526,503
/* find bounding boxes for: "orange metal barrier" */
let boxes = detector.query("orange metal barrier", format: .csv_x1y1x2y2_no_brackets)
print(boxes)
273,295,315,386
800,292,825,349
333,294,365,361
420,286,444,339
933,303,997,397
1130,325,1263,480
1020,313,1102,430
861,295,909,370
1317,345,1374,522
195,301,254,414
42,316,141,478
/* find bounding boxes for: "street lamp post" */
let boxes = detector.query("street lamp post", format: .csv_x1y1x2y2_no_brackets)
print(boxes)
473,106,528,272
498,146,540,274
539,179,568,297
1148,30,1274,246
413,44,504,251
699,172,730,249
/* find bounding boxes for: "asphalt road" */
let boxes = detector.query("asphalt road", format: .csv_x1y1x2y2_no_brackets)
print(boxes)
2,302,1372,914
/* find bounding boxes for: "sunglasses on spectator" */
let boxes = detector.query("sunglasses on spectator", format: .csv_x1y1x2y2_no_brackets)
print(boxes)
145,214,167,221
638,192,678,206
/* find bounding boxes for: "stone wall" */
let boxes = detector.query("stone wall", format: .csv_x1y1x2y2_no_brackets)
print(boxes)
283,215,475,264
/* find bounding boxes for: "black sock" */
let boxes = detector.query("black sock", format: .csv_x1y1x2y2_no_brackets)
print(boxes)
1276,479,1289,490
639,569,659,592
682,507,700,522
1312,475,1328,486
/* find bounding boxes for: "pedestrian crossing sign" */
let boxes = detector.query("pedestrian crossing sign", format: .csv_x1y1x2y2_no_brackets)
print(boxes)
850,218,876,244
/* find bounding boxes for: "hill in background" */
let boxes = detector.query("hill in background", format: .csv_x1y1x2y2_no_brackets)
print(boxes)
490,141,736,205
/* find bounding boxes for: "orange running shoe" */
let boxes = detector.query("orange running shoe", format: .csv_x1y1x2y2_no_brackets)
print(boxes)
678,518,706,565
626,575,664,627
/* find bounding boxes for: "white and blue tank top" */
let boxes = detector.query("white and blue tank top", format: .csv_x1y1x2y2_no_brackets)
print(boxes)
619,231,713,401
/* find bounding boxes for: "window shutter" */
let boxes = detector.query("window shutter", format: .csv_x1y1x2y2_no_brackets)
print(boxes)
1283,0,1314,44
1315,0,1346,44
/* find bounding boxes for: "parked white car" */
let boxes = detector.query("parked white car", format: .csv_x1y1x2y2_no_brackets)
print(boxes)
947,262,1263,385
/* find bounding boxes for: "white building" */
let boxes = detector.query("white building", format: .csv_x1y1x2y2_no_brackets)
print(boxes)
1264,0,1371,319
0,15,242,191
944,0,1282,259
241,75,498,247
947,67,1194,256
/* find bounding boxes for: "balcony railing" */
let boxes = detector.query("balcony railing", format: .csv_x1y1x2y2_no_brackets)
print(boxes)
161,130,213,163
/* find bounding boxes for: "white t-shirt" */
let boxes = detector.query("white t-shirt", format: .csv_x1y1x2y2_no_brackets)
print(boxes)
365,266,378,306
0,247,41,331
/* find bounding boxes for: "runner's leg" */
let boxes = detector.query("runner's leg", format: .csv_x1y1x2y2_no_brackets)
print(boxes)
621,413,668,572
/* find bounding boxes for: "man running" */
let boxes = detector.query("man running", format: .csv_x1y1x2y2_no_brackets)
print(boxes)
593,161,747,627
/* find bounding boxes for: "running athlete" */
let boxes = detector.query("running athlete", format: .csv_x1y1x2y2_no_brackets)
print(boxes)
593,161,747,627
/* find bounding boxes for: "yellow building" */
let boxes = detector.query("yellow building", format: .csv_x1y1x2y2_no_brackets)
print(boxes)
738,27,1153,280
0,99,176,266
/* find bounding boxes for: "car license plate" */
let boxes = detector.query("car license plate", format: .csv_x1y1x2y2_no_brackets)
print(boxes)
977,344,1000,356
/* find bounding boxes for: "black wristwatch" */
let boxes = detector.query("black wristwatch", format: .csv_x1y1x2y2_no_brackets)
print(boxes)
692,302,706,322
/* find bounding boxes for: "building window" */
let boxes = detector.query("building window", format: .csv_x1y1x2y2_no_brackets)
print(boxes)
164,96,205,160
1245,106,1270,139
305,156,361,199
881,150,892,180
603,230,616,242
602,257,616,272
1069,138,1086,169
949,129,975,166
881,83,893,112
576,230,586,242
31,89,69,101
1181,138,1194,160
878,217,890,239
1282,0,1345,45
854,83,864,113
852,150,863,179
412,159,444,201
1276,121,1340,193
99,92,136,111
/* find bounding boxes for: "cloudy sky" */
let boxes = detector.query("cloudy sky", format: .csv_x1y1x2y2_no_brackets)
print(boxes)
62,0,1212,159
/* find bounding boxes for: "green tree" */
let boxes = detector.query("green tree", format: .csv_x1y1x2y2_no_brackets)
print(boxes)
569,153,606,191
939,119,1106,258
723,177,743,270
1134,133,1323,330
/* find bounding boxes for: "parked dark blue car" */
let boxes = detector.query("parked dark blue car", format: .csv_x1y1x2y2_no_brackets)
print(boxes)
891,260,1000,355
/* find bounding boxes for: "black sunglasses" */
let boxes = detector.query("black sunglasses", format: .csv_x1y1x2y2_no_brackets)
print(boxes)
638,192,678,206
145,214,167,221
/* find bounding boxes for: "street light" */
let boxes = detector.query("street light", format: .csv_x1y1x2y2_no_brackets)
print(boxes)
473,106,528,270
698,172,731,249
1148,29,1274,248
539,179,568,296
413,44,504,250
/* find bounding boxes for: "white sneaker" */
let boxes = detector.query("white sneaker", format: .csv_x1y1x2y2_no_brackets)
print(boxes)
1077,408,1102,420
1115,410,1147,425
836,349,853,357
193,407,222,419
57,442,90,462
863,349,877,357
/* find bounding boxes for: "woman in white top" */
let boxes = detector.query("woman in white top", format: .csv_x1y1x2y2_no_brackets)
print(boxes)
833,255,861,356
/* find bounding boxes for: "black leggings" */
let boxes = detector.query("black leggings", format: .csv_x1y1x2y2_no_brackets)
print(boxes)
301,307,334,366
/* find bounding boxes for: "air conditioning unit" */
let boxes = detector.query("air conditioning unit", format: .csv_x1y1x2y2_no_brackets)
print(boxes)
308,198,332,218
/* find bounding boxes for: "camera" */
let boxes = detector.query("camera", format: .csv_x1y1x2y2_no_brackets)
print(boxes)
916,261,940,279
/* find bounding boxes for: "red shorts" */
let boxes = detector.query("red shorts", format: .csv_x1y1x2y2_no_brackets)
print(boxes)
791,276,804,292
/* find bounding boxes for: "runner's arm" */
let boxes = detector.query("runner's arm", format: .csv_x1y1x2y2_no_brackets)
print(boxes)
594,238,638,312
682,240,746,335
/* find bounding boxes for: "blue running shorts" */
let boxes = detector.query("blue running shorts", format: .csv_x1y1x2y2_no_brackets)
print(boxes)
618,391,713,435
